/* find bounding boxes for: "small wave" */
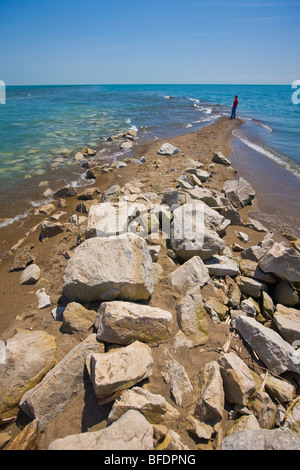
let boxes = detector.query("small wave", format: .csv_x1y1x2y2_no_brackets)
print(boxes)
188,98,200,103
125,118,131,124
193,115,221,124
233,130,300,178
163,96,175,99
255,120,273,133
184,123,193,128
239,115,272,132
0,212,28,229
129,125,138,133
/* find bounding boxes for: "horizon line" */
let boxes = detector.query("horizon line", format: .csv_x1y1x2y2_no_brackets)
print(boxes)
6,82,292,87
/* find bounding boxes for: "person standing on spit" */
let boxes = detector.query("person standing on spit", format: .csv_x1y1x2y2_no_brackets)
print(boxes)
230,95,239,119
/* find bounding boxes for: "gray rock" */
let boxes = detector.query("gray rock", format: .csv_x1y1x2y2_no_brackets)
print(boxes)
53,187,77,198
164,357,193,407
240,299,257,317
107,387,180,424
63,234,153,303
219,352,256,406
19,335,104,430
86,341,153,401
242,238,275,262
157,143,179,156
77,188,100,200
273,304,300,345
204,255,240,277
221,429,300,450
245,218,268,232
264,374,295,403
10,244,35,271
96,301,173,345
273,281,299,307
225,276,241,308
170,217,225,261
177,285,209,346
247,391,277,429
19,264,41,285
226,414,261,437
223,177,255,208
62,302,97,335
259,242,300,284
232,315,300,376
0,330,56,416
48,410,153,450
194,361,225,439
166,256,210,296
236,275,267,298
40,220,64,239
162,190,190,207
239,259,277,284
212,152,231,165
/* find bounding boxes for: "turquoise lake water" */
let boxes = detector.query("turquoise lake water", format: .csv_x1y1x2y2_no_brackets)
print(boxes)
0,84,299,226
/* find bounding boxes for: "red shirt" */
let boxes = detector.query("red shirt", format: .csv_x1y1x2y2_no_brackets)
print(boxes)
233,98,239,108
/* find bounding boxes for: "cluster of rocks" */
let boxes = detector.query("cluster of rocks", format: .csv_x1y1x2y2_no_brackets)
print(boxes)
2,146,300,451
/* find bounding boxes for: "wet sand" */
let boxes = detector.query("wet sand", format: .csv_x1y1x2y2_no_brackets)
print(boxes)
230,136,300,238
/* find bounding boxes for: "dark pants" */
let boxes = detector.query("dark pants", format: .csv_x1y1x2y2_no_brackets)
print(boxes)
230,107,237,119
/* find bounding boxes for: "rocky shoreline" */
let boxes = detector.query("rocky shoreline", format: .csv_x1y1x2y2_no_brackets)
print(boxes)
0,116,300,451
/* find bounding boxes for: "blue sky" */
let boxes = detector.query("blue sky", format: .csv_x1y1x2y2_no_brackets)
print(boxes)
1,0,299,85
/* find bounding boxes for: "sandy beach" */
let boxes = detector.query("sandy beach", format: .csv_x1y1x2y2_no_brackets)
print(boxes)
0,116,299,451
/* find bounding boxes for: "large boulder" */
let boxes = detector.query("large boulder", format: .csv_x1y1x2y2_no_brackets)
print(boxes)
166,256,210,296
170,206,225,261
223,177,255,208
232,315,300,376
221,429,300,450
48,410,153,450
96,301,173,345
19,335,104,430
259,242,300,284
85,202,147,239
63,233,153,302
0,330,56,417
86,341,153,401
